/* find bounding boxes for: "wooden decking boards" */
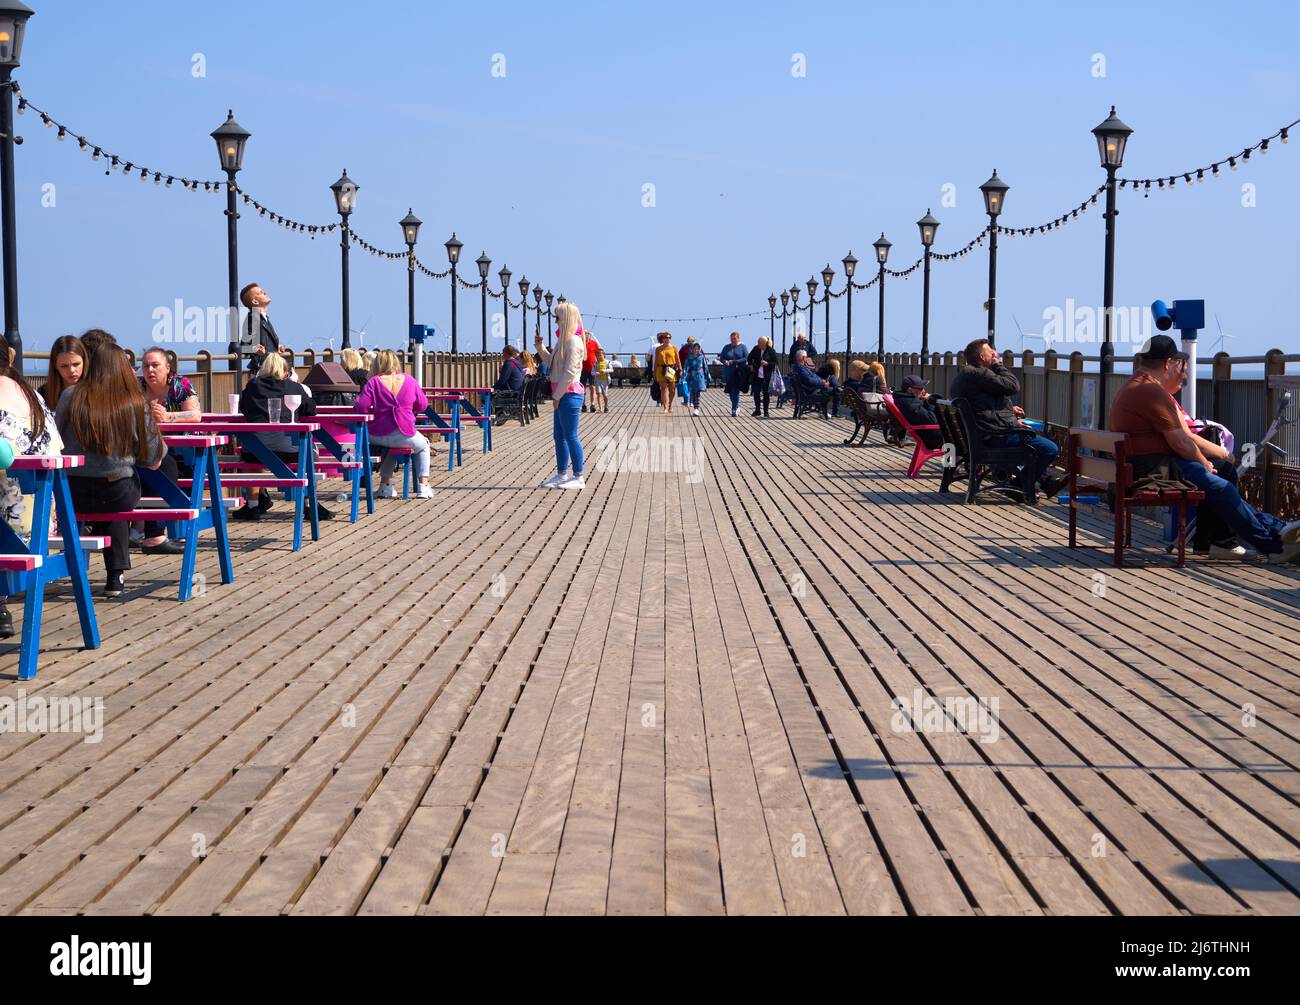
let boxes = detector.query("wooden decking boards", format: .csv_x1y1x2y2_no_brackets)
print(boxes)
1,391,1297,916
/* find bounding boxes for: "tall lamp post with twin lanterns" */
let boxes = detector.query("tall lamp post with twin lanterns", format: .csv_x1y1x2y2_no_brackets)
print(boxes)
1093,106,1133,428
979,170,1008,347
841,251,857,371
211,109,250,374
475,252,491,353
917,210,939,358
400,209,422,354
0,0,31,361
873,234,891,358
445,233,463,354
330,170,358,349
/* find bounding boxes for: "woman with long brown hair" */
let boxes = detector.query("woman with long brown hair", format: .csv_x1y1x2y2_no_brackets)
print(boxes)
44,334,88,411
57,343,166,597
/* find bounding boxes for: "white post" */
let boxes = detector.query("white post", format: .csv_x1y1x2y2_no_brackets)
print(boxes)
1181,332,1198,417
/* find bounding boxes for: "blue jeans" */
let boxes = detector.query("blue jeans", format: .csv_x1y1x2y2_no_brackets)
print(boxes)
989,432,1059,486
1175,458,1287,554
727,389,741,413
553,392,584,476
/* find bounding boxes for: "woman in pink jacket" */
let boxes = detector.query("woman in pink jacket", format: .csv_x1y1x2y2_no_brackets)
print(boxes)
535,301,587,489
356,350,434,499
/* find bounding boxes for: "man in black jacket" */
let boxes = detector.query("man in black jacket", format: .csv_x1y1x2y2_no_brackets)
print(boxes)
949,338,1063,495
231,282,290,372
893,376,942,449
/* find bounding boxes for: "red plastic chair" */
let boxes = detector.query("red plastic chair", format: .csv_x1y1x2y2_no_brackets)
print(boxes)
882,394,945,479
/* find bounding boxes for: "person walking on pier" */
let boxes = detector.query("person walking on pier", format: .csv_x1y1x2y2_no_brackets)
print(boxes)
681,339,708,416
654,332,679,415
748,336,777,418
536,302,587,489
718,331,749,416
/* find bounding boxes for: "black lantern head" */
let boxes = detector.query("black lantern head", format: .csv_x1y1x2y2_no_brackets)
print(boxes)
330,170,359,216
842,251,858,278
498,264,512,290
1092,105,1133,170
533,286,543,305
768,293,777,309
444,232,463,265
400,209,422,247
780,291,790,307
917,210,940,247
0,1,33,70
544,291,554,308
821,264,835,290
979,170,1008,218
475,251,491,280
873,233,892,264
519,276,530,298
211,110,251,174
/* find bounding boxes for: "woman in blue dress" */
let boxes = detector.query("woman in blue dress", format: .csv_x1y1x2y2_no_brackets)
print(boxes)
681,340,708,417
718,331,749,417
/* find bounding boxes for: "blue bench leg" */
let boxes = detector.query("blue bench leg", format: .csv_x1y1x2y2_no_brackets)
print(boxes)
53,471,100,650
207,450,234,586
402,456,411,499
18,574,45,681
349,465,360,522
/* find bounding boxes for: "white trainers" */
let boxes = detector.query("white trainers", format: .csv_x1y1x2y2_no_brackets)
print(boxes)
1208,542,1248,559
377,484,397,499
542,473,569,489
559,476,586,490
416,484,434,499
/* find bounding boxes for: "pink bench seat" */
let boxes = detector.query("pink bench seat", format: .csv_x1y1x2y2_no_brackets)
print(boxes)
0,554,43,572
77,508,201,523
180,478,307,491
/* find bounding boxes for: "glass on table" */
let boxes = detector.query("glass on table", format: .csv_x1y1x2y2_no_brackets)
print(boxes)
267,398,282,424
283,393,302,424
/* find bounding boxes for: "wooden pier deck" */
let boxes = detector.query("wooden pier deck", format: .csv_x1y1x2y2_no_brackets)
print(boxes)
1,390,1298,916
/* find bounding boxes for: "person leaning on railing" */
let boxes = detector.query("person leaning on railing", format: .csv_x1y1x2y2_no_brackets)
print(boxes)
0,346,63,635
356,349,434,501
950,338,1065,498
1107,334,1300,564
57,343,167,598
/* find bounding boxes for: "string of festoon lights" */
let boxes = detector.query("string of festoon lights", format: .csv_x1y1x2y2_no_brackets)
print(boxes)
1116,116,1297,194
584,309,771,324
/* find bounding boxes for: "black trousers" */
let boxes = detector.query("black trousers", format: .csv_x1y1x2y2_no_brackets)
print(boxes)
70,474,141,574
1194,459,1239,548
751,380,771,415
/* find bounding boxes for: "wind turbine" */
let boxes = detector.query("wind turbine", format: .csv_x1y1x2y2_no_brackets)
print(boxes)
1210,314,1235,355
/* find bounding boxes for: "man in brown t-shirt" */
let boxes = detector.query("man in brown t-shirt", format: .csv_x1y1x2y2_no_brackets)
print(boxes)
1108,334,1300,562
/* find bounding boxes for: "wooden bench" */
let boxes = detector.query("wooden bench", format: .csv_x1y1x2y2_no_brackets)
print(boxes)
931,399,971,494
950,397,1041,505
1067,429,1206,567
840,387,893,446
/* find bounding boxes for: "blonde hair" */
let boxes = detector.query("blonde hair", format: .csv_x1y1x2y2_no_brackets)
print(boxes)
555,302,584,344
257,352,290,380
340,347,363,370
826,358,841,379
374,349,404,376
848,359,869,379
868,360,886,382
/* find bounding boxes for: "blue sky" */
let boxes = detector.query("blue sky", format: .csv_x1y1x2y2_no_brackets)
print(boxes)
12,0,1300,363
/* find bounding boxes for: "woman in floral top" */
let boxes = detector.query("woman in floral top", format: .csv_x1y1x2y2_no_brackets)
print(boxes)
140,347,202,422
0,352,63,637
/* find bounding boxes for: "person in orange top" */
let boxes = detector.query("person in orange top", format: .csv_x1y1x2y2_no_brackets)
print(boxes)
654,332,679,414
581,330,600,412
1108,334,1300,563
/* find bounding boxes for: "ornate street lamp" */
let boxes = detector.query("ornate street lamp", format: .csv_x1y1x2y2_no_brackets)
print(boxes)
399,209,422,353
211,109,250,372
533,285,543,344
873,234,891,357
768,293,777,346
1093,107,1133,426
820,264,834,357
917,210,939,357
498,264,512,347
779,290,790,355
842,251,858,371
475,251,491,353
544,290,554,349
330,170,359,348
979,170,1008,347
444,233,463,353
518,276,530,352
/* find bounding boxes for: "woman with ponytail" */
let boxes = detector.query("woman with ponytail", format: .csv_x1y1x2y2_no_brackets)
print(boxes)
535,301,587,489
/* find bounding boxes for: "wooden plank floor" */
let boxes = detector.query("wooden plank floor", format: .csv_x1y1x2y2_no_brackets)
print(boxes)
1,387,1298,916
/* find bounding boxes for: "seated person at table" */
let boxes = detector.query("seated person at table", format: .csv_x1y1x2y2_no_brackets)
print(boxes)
43,334,88,412
494,345,526,394
950,338,1065,497
893,375,943,449
1109,334,1300,563
235,351,330,522
57,344,167,597
356,349,433,500
520,351,538,377
0,348,63,636
53,329,116,419
140,348,201,423
791,349,839,416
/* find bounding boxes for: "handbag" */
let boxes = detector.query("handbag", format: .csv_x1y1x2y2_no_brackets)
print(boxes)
663,366,677,382
650,380,661,403
769,369,785,396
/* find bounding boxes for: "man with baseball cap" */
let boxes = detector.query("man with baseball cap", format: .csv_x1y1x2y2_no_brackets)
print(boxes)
1109,333,1300,562
894,375,943,449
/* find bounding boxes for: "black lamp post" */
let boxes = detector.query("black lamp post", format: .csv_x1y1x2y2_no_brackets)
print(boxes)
873,234,891,358
544,291,554,349
842,251,857,371
0,1,31,362
789,286,801,355
400,209,422,354
1093,106,1132,428
498,265,512,348
445,233,463,354
916,210,939,358
518,276,530,351
211,109,250,372
818,266,832,358
768,293,776,346
533,286,543,345
330,170,358,348
779,290,790,355
475,251,491,353
805,276,818,352
979,170,1008,348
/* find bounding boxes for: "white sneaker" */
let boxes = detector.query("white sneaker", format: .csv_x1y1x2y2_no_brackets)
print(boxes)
377,484,397,499
1208,543,1248,559
416,484,434,499
559,476,586,490
542,473,570,489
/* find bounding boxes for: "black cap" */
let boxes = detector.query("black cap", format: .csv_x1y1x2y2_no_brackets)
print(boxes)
1136,333,1188,362
901,375,928,391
